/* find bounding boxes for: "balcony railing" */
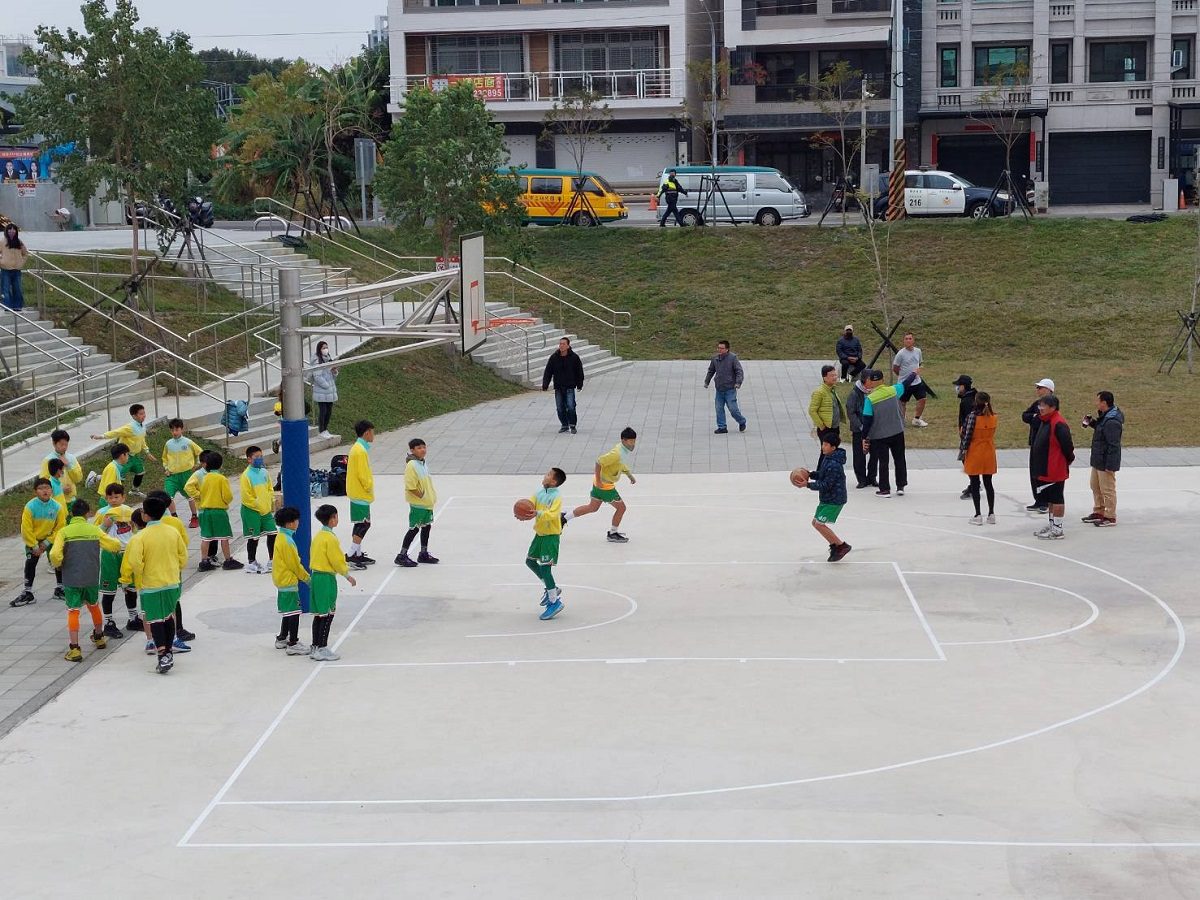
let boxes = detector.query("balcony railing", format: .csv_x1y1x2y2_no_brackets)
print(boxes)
393,69,680,103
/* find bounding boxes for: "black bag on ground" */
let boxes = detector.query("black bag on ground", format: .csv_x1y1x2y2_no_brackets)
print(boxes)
327,471,347,497
330,454,349,472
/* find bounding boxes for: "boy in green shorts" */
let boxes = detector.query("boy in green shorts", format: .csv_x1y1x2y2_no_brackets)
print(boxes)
161,418,202,528
272,507,311,656
565,427,637,543
310,504,356,661
95,482,139,638
194,451,242,572
797,431,852,562
239,445,277,575
13,478,66,607
395,438,437,568
95,443,130,500
46,458,69,508
92,403,152,497
346,419,375,566
526,467,567,621
121,495,189,674
50,499,121,661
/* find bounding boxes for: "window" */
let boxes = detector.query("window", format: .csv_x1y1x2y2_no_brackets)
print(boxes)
1174,37,1192,81
756,173,792,191
754,50,810,102
430,35,523,74
555,31,659,72
1088,41,1147,83
756,0,817,15
716,175,747,192
518,176,530,193
940,46,958,88
831,0,889,11
433,0,518,6
581,177,606,196
530,177,562,195
973,45,1031,85
1051,42,1071,84
924,174,956,189
817,48,890,96
904,173,923,188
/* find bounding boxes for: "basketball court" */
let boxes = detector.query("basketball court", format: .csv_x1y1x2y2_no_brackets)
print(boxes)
2,466,1198,897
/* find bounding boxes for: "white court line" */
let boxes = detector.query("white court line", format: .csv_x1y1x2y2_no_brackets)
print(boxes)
466,584,638,638
891,563,946,661
177,500,451,848
319,656,944,669
447,560,899,568
905,572,1100,647
177,837,1200,850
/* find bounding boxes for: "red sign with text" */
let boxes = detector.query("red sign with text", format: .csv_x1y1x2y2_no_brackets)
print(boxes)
427,74,506,101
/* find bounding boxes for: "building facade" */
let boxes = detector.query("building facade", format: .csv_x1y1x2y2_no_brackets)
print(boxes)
0,36,36,134
386,0,693,186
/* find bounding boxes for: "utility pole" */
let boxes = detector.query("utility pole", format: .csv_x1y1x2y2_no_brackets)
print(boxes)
702,0,720,166
889,0,904,169
860,79,873,191
278,267,312,611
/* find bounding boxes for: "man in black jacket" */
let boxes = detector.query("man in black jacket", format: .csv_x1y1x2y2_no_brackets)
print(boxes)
844,375,876,488
1021,377,1056,512
657,169,688,227
836,326,865,383
1081,390,1124,527
542,337,585,434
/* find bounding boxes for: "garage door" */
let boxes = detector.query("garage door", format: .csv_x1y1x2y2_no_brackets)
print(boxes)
937,134,1029,192
554,132,675,186
503,134,537,170
1048,131,1150,205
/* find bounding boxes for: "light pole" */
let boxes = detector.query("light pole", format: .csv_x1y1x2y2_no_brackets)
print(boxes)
860,79,874,191
701,0,719,166
889,0,904,169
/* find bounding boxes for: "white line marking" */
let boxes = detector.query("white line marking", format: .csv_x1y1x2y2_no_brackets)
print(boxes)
319,656,943,669
466,584,638,638
178,837,1200,850
905,571,1100,646
447,560,899,568
177,499,453,847
891,562,946,661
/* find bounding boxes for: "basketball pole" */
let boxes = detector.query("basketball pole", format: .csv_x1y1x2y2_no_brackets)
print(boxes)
279,267,312,612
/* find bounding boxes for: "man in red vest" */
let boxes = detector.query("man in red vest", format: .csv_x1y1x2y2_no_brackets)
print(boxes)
1030,394,1075,540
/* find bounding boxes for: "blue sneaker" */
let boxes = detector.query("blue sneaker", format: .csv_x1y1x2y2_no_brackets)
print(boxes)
539,598,564,621
172,637,192,653
144,639,156,656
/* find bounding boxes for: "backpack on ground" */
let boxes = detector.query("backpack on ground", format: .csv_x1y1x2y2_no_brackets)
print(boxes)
222,400,249,436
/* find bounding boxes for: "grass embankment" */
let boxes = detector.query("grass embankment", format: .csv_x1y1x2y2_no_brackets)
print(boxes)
314,218,1200,447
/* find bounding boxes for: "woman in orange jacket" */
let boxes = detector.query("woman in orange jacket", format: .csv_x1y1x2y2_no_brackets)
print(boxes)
959,392,998,525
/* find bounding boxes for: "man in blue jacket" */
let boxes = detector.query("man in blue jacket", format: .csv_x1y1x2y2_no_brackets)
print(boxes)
1081,390,1123,527
836,326,864,382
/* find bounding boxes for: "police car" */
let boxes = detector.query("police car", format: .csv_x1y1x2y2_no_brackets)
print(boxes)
873,167,1013,219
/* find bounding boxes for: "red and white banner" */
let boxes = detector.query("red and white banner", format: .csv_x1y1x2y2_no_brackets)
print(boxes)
427,74,506,101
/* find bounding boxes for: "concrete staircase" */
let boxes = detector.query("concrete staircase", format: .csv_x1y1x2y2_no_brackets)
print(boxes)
190,240,354,305
471,301,629,388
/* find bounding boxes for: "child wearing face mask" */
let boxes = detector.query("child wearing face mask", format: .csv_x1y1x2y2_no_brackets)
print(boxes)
240,446,277,575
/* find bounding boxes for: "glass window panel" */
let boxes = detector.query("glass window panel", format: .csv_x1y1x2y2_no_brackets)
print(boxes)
530,177,562,195
1051,43,1070,84
1088,41,1146,83
940,46,958,88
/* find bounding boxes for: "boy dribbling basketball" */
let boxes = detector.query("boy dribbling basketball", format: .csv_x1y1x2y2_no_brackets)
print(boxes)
522,468,567,621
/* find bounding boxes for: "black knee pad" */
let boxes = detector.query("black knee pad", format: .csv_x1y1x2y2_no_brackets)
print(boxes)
352,521,371,540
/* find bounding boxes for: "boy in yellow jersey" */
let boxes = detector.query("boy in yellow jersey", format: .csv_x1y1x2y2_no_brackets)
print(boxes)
12,478,67,607
41,429,83,501
146,490,195,650
46,457,69,507
526,468,567,620
94,482,139,638
395,438,437,568
121,495,189,674
50,499,121,661
310,504,356,661
565,427,638,543
346,419,376,566
161,418,202,528
96,443,130,500
271,507,311,655
92,403,152,497
184,451,215,565
194,451,243,572
240,445,277,575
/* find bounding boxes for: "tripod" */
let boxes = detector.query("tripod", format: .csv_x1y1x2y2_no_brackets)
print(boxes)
988,169,1032,220
1158,310,1200,374
697,172,738,227
561,178,601,227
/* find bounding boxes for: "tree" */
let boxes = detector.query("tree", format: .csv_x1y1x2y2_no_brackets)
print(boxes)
806,60,875,227
196,47,292,85
968,60,1034,219
680,57,765,165
374,81,525,262
11,0,219,282
541,90,612,224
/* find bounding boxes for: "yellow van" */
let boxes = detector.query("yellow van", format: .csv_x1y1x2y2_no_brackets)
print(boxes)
500,168,628,226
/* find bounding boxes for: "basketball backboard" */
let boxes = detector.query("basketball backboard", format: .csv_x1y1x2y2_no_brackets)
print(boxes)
460,233,486,355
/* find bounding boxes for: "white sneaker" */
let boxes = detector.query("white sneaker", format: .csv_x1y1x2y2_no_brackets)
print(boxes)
1037,526,1065,540
274,638,288,649
896,488,905,496
285,641,311,656
1033,525,1056,538
245,561,262,574
85,470,100,489
986,514,996,525
968,515,983,526
913,417,929,428
262,560,272,573
322,648,340,661
319,431,333,439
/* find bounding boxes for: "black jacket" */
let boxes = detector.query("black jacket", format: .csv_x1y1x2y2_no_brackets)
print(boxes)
845,381,868,434
836,335,863,363
542,349,585,391
657,176,688,199
1021,399,1042,446
1087,407,1124,471
957,387,977,430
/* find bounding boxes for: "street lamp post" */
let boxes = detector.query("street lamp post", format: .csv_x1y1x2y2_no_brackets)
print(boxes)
860,79,874,192
701,0,719,166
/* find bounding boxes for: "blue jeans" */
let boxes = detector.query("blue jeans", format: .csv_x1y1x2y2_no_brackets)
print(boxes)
554,388,577,427
714,388,746,430
0,269,24,310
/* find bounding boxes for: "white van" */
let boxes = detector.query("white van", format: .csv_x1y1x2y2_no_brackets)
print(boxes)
657,165,810,225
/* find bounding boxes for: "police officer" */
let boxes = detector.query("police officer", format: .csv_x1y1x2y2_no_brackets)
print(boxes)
657,169,688,227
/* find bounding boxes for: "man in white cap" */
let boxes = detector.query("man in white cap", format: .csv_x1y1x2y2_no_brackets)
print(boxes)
836,326,864,383
1021,378,1056,512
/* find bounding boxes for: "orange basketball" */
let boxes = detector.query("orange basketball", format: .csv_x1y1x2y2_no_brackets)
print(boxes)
513,498,537,521
789,468,809,488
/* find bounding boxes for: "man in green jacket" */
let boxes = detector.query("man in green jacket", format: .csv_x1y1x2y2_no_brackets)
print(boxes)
809,364,845,440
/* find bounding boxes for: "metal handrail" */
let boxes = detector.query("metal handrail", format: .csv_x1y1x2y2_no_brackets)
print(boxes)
1,307,91,377
479,312,549,383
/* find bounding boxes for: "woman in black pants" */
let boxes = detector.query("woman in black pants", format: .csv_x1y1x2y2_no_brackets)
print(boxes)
310,341,339,438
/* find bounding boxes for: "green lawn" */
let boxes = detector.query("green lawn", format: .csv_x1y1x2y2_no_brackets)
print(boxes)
313,218,1200,447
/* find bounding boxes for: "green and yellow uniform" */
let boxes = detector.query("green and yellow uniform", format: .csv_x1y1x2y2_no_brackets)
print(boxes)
22,495,65,560
97,459,126,499
196,470,234,539
40,452,83,501
272,526,310,614
239,464,276,536
310,527,349,615
120,520,188,623
161,436,202,498
102,421,149,475
404,457,437,528
527,486,563,566
49,516,121,608
94,503,135,593
347,437,374,524
591,442,633,503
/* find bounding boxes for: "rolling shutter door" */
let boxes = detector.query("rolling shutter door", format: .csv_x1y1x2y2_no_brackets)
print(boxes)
936,134,1029,191
554,132,675,185
1048,131,1151,204
503,134,538,170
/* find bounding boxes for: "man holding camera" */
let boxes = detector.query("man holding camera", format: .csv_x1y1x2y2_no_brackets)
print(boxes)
1081,391,1123,528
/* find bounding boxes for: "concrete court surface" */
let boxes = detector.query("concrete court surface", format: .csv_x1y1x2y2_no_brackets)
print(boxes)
1,465,1199,899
